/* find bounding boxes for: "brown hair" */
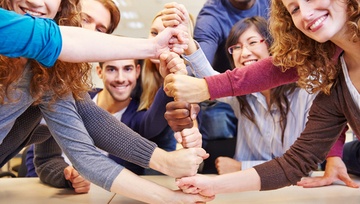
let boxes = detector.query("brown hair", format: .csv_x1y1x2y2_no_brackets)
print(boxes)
0,0,91,105
269,0,360,94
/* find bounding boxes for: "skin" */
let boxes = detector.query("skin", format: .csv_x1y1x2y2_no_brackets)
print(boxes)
167,0,360,196
80,0,111,33
96,59,140,113
11,0,91,193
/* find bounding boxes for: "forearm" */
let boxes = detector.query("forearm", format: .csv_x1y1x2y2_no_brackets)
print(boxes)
40,94,123,191
34,127,71,188
110,168,174,203
76,94,157,167
205,57,298,99
213,168,261,194
183,41,219,78
59,26,155,63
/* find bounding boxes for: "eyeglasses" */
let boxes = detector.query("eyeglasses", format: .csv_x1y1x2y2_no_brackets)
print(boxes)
228,39,265,54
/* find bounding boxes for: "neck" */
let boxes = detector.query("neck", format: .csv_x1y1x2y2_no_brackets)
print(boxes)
260,89,271,108
229,0,255,10
96,91,130,114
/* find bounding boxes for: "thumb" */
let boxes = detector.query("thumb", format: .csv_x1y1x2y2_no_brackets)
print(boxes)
174,132,183,143
340,175,359,188
159,52,169,78
190,104,200,120
64,166,72,180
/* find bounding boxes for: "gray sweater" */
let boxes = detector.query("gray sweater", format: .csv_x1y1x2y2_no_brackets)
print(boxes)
1,66,157,191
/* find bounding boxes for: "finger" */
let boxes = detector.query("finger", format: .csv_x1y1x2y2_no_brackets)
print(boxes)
339,175,360,188
174,132,183,143
190,104,200,120
64,166,72,180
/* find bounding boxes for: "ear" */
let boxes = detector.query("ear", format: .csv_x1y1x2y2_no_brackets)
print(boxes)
96,64,103,78
135,64,141,79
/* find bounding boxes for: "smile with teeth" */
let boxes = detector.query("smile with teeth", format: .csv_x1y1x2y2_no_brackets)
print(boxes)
243,60,257,66
309,16,326,30
22,8,44,16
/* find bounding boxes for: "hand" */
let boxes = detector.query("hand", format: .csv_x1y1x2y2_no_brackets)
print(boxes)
151,148,209,178
153,27,189,57
159,52,187,78
175,127,202,148
297,157,359,188
164,101,199,132
161,2,198,55
64,166,91,193
176,174,217,197
215,157,241,175
164,74,210,102
169,190,215,204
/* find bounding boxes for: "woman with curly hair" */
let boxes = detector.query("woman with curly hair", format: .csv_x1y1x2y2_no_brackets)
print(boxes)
0,0,213,203
165,0,360,196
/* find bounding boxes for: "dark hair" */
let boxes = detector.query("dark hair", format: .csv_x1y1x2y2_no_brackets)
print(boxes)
226,16,296,144
225,16,272,68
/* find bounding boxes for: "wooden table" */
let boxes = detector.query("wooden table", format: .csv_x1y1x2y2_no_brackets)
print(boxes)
0,178,114,204
110,172,360,204
1,172,360,204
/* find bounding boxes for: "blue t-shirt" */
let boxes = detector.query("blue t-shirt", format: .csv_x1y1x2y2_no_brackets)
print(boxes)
194,0,270,73
0,8,62,67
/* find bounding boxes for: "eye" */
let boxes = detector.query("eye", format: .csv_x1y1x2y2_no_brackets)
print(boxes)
150,31,158,37
291,6,299,15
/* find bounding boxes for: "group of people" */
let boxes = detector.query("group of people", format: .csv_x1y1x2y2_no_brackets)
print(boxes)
1,0,360,203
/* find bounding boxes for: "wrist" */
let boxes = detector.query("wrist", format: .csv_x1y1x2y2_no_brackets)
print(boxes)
185,39,198,55
149,148,170,175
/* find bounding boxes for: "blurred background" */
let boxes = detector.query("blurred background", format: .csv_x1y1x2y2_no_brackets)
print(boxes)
113,0,206,38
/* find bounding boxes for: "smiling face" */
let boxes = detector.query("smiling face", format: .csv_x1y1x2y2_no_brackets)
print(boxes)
231,25,270,68
11,0,61,19
97,59,140,103
282,0,348,43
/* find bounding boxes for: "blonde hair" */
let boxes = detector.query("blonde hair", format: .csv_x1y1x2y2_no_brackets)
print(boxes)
138,11,195,110
0,0,91,105
269,0,360,94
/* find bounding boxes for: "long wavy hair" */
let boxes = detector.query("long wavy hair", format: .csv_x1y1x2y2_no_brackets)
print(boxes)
0,0,91,105
269,0,360,95
226,16,297,144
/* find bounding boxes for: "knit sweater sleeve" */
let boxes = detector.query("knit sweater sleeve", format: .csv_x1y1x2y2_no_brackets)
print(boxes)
254,84,348,190
204,57,299,99
76,93,158,167
33,125,72,188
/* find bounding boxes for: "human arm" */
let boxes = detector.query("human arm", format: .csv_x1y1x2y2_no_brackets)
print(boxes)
75,94,209,178
163,57,299,103
59,26,188,64
110,168,215,204
161,2,219,77
0,9,61,67
297,156,359,188
296,126,359,188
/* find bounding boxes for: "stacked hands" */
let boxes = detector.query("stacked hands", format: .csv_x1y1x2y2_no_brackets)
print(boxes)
159,2,217,200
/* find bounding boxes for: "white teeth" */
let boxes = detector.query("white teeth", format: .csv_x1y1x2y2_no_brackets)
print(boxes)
243,60,257,66
24,9,42,16
310,16,326,30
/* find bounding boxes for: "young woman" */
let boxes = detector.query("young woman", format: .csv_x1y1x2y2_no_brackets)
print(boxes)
167,0,360,195
0,0,212,203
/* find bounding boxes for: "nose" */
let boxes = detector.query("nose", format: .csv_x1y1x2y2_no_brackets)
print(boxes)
26,0,44,7
240,45,252,57
299,3,314,20
116,71,125,83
